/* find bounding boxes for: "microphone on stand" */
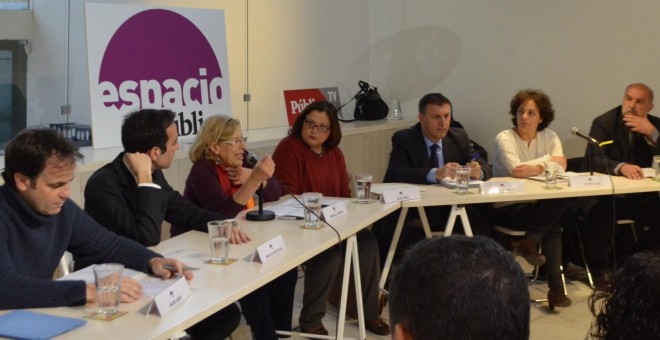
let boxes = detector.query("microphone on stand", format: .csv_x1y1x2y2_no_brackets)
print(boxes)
571,127,600,145
571,127,600,175
245,151,276,221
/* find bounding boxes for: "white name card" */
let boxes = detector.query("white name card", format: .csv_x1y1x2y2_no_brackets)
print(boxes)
569,175,611,187
480,180,525,194
380,188,421,203
322,201,347,222
252,235,286,264
153,275,190,316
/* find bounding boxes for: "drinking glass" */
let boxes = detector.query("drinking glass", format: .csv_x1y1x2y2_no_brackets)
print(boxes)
302,192,323,228
207,220,233,263
544,161,559,188
653,155,660,181
455,165,471,194
389,99,402,120
354,173,373,203
93,263,124,316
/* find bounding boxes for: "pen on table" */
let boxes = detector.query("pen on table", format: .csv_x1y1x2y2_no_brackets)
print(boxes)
163,264,199,272
278,215,304,220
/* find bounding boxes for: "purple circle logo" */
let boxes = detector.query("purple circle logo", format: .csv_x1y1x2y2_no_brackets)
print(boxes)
98,9,223,110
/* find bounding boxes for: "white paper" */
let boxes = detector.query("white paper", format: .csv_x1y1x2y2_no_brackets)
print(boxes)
440,177,483,189
267,198,343,218
642,167,655,178
371,183,423,195
59,265,181,297
480,180,525,194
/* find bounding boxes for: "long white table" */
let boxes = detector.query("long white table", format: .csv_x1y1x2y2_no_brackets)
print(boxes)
377,175,660,289
7,198,399,340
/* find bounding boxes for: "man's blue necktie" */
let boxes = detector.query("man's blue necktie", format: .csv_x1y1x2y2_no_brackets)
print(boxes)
429,144,439,168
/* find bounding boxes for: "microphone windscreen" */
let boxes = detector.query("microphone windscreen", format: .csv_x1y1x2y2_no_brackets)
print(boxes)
247,152,259,165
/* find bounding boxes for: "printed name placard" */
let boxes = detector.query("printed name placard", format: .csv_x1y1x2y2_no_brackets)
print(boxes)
152,275,190,316
252,235,286,264
380,188,421,203
480,181,525,194
321,201,348,222
569,175,611,187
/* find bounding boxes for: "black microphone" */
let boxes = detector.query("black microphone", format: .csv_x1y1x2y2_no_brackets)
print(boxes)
245,151,276,221
246,151,259,166
571,127,600,145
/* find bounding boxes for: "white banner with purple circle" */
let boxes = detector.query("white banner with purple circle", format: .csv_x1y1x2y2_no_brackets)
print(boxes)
85,3,232,149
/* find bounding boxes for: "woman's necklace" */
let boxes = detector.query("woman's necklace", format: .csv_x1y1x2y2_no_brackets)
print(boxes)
311,147,325,157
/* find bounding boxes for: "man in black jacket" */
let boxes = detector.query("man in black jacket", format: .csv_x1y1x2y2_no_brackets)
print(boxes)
82,109,248,339
373,93,492,265
578,83,660,291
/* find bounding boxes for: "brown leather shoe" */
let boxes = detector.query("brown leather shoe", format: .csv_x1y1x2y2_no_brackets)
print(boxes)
547,288,572,311
511,236,546,267
300,325,328,336
593,271,612,292
365,318,390,336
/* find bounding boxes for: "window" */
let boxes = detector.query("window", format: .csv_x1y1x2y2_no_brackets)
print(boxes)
0,40,27,148
0,1,29,10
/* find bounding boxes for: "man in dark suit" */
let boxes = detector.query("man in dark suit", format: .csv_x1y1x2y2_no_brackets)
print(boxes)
373,93,492,265
578,83,660,290
82,109,249,339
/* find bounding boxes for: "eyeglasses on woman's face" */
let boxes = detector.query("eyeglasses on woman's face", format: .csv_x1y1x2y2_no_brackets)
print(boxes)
303,118,331,133
219,136,248,147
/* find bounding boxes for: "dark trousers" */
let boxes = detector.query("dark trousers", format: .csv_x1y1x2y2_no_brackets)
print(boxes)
489,199,569,290
239,268,298,340
187,303,241,340
576,193,660,272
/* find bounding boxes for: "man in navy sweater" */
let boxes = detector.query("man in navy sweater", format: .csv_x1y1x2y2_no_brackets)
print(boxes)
0,128,191,309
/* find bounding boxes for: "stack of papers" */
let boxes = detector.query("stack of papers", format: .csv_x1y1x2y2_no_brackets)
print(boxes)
59,266,179,297
266,198,343,218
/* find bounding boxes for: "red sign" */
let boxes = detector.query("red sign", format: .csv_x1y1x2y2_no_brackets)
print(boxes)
283,87,340,126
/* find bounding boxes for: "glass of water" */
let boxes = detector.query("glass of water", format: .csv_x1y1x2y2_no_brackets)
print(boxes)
354,173,373,203
302,192,323,228
455,165,471,195
544,161,559,189
207,220,233,264
93,263,124,316
653,155,660,181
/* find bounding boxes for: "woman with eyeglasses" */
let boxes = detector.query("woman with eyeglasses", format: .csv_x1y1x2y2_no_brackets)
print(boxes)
272,101,390,336
179,114,297,340
180,115,281,219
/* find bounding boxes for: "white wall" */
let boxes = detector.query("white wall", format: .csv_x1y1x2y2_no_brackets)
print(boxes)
368,0,660,157
18,0,660,157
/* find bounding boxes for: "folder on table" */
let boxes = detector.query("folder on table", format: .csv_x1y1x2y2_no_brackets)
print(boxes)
0,310,87,339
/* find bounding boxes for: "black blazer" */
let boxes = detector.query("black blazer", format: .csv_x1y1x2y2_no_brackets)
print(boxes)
588,106,660,173
384,123,492,183
83,153,225,247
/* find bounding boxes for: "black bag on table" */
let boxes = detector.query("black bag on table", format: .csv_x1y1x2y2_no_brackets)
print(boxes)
338,80,389,122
